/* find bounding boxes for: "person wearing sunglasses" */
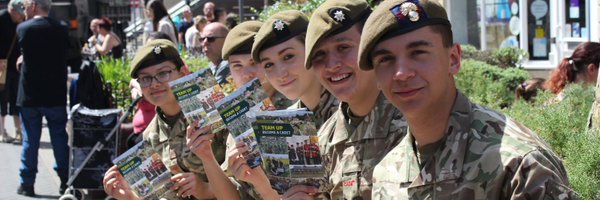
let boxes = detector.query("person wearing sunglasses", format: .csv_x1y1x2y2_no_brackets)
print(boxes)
103,39,222,200
200,22,231,85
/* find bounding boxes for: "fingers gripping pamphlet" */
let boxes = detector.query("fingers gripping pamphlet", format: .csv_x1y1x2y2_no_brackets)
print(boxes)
112,141,175,200
169,68,234,133
253,109,326,194
215,78,276,168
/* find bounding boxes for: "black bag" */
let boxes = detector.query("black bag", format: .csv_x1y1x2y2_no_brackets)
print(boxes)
76,59,113,109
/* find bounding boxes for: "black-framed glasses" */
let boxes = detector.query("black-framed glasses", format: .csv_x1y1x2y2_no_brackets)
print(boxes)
199,36,226,43
137,69,174,88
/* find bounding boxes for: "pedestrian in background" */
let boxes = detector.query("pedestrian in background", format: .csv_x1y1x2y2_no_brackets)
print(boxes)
177,5,193,48
146,0,177,44
545,42,600,101
200,22,230,84
0,0,25,144
187,15,207,54
16,0,70,196
94,17,123,59
203,1,215,23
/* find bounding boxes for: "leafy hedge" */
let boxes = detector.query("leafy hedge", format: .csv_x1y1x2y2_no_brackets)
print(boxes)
455,59,529,108
461,45,528,68
504,85,600,199
96,57,132,108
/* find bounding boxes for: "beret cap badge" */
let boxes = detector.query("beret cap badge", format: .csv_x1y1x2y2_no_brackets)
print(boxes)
273,19,286,31
153,46,162,54
333,9,346,22
401,2,420,22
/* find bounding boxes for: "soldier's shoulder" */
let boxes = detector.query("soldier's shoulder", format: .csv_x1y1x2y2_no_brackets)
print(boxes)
469,104,555,160
142,116,160,141
317,109,343,134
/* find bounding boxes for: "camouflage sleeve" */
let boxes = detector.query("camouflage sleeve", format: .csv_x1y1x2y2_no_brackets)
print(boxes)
212,129,229,165
508,149,579,199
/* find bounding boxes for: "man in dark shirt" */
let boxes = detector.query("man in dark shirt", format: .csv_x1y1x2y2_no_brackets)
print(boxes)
16,0,69,196
177,6,193,47
0,0,25,144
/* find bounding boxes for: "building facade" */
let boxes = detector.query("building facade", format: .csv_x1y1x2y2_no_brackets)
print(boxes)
447,0,599,71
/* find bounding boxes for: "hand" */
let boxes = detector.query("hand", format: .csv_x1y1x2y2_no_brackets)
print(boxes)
170,172,207,198
282,185,318,200
103,165,138,200
227,142,269,185
186,121,214,160
129,80,142,100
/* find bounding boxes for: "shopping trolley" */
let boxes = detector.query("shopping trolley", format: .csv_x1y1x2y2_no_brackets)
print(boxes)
60,97,142,200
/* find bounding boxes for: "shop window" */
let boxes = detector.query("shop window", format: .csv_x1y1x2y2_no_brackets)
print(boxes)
564,0,587,38
527,0,550,60
478,0,521,50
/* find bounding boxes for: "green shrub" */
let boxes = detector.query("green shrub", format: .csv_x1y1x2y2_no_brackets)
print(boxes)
96,57,131,84
185,56,211,73
455,59,529,108
504,84,600,198
461,44,492,62
490,47,529,68
251,1,306,21
460,45,528,68
96,57,132,109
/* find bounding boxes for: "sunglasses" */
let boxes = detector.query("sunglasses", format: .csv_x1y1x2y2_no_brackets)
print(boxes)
199,36,225,43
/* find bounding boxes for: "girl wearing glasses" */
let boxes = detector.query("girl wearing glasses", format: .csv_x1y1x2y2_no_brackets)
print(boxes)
102,39,221,199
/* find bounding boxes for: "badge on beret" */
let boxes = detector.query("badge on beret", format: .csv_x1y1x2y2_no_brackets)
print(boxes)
273,19,285,31
333,10,346,22
391,0,427,23
401,2,419,22
153,46,162,54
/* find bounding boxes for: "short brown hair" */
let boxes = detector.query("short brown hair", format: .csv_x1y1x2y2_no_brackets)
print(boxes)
429,24,453,48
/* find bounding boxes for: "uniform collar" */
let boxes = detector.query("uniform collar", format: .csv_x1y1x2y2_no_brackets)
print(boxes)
406,91,473,187
156,107,186,142
330,93,395,145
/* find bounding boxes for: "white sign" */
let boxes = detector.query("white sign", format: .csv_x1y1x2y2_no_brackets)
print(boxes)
530,0,548,19
509,16,521,35
511,2,519,15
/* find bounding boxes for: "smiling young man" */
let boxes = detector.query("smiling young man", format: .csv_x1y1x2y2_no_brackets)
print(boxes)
358,0,577,199
293,0,407,199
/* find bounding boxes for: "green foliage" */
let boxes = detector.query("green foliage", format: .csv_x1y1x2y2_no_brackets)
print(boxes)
96,57,131,84
96,57,132,109
251,1,306,21
455,59,529,108
490,47,529,68
185,56,211,73
460,44,529,68
504,85,600,198
250,0,330,21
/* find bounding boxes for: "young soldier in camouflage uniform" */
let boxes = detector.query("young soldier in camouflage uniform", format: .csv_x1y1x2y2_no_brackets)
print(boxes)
358,0,578,199
251,10,339,129
283,0,407,199
222,21,294,110
184,20,299,200
103,39,225,199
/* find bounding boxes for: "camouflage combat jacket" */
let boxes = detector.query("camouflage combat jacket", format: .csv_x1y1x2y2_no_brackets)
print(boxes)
270,90,295,110
143,108,227,199
371,92,578,200
288,89,339,129
227,89,339,199
319,93,407,200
